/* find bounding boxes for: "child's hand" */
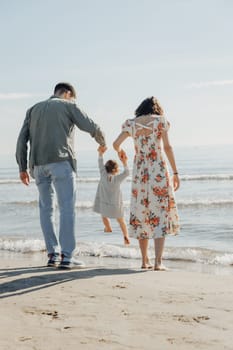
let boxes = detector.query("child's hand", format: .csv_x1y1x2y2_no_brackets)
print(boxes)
98,145,107,154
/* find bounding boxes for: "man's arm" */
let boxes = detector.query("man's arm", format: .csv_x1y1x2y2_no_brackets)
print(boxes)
16,109,31,185
70,104,106,146
97,146,107,175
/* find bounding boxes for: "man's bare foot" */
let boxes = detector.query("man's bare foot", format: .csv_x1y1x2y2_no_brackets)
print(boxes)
124,236,130,245
104,227,112,233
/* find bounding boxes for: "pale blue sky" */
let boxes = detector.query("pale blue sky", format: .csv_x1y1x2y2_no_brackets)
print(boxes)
0,0,232,156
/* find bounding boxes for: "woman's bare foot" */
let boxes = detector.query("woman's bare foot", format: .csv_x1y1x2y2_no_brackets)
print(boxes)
141,257,153,269
104,227,112,233
154,264,168,271
124,236,130,245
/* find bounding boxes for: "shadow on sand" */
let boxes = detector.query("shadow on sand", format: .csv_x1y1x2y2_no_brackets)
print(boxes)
0,265,144,299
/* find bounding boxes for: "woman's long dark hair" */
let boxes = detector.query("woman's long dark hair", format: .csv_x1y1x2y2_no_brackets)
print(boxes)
135,97,164,117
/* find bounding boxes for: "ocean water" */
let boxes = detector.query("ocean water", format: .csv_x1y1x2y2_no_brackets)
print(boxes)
0,144,233,274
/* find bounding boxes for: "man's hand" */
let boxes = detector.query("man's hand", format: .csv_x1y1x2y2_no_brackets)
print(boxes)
20,171,30,186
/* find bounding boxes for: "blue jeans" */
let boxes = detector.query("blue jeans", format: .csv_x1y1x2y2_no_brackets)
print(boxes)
34,161,76,261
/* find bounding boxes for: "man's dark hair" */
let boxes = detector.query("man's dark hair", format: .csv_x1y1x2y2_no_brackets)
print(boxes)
54,82,76,99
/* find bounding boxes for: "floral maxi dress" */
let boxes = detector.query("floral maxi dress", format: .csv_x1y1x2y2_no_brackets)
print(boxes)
122,116,180,239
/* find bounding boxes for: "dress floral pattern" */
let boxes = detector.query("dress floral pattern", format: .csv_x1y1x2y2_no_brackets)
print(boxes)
122,115,179,239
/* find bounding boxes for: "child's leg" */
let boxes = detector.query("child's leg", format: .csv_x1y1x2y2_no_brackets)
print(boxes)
102,217,112,232
116,218,130,245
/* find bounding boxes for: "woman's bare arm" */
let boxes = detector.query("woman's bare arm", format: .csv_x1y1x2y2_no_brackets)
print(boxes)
113,131,129,152
113,131,130,161
162,130,180,191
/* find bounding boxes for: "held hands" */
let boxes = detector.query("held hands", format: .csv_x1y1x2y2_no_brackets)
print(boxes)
20,171,30,186
98,145,107,155
117,149,128,165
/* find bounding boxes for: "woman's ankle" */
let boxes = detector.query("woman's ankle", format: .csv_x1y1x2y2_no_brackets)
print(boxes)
155,258,162,266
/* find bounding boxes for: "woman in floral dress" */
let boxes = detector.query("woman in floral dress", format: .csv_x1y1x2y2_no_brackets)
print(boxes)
113,97,180,270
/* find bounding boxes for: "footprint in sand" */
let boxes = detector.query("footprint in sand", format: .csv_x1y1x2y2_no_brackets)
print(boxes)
167,338,176,344
19,336,32,342
24,307,59,319
41,310,59,319
121,309,130,316
113,284,127,289
173,314,210,323
193,316,210,323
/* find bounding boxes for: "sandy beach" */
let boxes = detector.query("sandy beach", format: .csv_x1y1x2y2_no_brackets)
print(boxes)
0,254,232,350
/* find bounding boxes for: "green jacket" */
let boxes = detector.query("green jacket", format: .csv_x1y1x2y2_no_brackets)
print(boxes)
16,96,106,176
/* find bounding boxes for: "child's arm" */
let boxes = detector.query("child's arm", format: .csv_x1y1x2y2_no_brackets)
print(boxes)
97,146,107,174
116,166,129,183
116,153,130,182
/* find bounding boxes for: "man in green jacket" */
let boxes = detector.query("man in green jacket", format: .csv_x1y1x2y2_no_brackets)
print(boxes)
16,82,106,269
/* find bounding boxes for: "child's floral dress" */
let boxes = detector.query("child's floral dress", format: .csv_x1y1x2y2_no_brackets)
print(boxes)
122,115,179,239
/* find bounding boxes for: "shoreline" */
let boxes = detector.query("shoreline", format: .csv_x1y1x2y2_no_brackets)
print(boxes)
0,255,233,350
0,250,232,276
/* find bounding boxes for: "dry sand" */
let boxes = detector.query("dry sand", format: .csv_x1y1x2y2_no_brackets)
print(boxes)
0,255,233,350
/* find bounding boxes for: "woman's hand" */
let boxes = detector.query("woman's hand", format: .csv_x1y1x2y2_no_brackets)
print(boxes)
117,149,127,161
173,174,180,191
118,149,128,165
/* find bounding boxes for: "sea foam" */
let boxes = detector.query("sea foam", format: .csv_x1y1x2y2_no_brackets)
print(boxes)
0,238,232,267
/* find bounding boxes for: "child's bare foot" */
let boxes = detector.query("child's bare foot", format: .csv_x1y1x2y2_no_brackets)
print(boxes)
104,227,112,233
124,236,130,245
